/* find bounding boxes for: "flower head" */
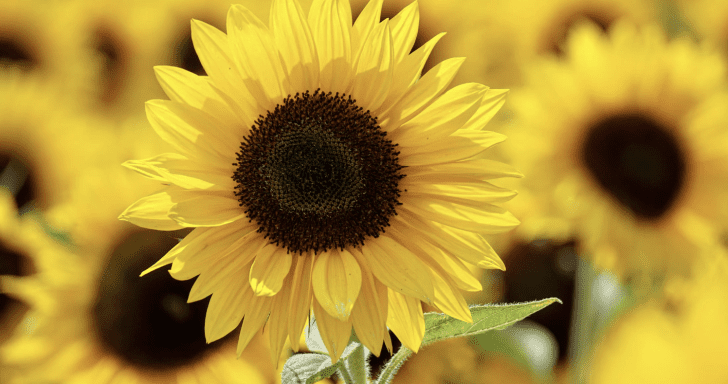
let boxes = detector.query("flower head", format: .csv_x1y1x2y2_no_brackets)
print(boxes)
507,21,728,278
120,0,519,362
0,224,277,383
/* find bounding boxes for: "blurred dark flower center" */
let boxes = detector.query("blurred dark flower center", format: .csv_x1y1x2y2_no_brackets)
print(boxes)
582,113,686,220
0,36,37,70
92,230,216,370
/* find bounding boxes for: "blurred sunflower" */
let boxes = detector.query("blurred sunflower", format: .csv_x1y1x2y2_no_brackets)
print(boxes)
427,0,657,89
506,21,728,277
589,249,728,383
0,1,94,93
0,72,96,211
0,224,278,384
120,0,520,362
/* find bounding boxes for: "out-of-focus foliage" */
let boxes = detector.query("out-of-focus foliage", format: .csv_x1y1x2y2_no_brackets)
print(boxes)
590,251,728,383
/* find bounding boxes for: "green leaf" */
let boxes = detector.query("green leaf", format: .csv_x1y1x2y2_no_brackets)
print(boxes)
376,298,560,384
281,353,336,384
281,342,367,384
422,298,562,346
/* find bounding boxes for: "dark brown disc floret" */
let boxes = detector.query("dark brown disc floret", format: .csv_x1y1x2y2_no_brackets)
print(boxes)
233,90,404,254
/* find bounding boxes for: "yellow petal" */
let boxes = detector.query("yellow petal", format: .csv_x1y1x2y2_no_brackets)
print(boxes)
308,0,353,91
227,4,287,106
461,89,509,131
268,279,293,364
205,278,247,343
237,294,273,357
123,153,234,191
361,235,434,303
271,0,320,93
382,327,393,354
169,192,244,227
350,266,388,356
313,298,352,363
399,130,507,166
190,20,253,113
389,1,419,67
288,254,314,352
351,0,382,53
312,249,362,321
395,209,506,271
153,65,242,130
145,100,236,161
140,226,210,276
384,224,482,292
378,32,444,117
168,222,256,280
380,56,464,131
119,190,183,231
431,272,472,323
403,199,520,235
392,83,487,146
186,233,264,301
404,182,518,206
350,20,393,112
249,244,292,296
386,290,425,353
406,159,523,182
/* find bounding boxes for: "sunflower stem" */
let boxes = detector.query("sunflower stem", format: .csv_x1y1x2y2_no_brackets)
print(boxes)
337,364,355,384
338,342,368,384
375,346,413,384
568,258,594,384
568,259,629,383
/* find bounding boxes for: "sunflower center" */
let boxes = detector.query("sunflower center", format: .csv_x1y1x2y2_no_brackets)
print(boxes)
581,114,686,220
264,128,364,214
233,90,404,254
92,230,217,371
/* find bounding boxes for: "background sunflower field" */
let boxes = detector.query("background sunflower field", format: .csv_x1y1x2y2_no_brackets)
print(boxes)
1,0,726,383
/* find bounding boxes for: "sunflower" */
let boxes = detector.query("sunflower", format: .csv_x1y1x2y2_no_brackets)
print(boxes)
425,0,657,90
0,223,279,384
119,0,519,362
505,21,728,278
0,0,94,93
